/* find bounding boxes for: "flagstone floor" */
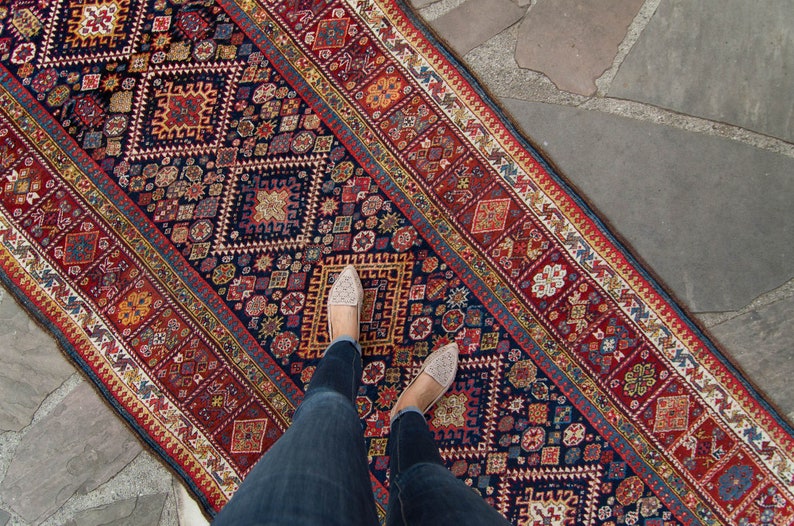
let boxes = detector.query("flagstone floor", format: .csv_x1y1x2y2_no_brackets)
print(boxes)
1,0,792,524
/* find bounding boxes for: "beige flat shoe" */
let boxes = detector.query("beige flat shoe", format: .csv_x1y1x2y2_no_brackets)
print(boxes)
326,264,364,341
390,342,459,420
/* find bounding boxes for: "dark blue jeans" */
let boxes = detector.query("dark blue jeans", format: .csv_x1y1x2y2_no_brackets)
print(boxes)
213,339,509,526
387,411,510,526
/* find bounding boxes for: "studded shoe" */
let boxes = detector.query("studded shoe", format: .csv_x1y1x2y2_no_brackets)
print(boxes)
390,342,459,420
326,264,364,341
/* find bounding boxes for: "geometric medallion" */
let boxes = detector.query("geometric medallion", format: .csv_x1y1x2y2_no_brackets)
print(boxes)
127,64,242,159
470,198,511,234
434,355,502,459
300,252,412,358
62,230,100,265
312,17,350,51
39,0,146,66
230,418,268,454
496,465,603,525
653,394,690,434
213,154,328,255
2,164,45,208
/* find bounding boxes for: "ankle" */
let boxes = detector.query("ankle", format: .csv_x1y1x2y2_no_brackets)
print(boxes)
328,305,359,341
328,335,363,356
389,405,423,426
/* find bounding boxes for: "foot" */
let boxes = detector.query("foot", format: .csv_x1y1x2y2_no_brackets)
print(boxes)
390,342,459,420
391,373,446,415
328,305,359,341
327,265,363,342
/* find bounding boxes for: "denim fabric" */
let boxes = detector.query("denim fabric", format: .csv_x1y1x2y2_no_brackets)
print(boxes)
213,340,378,526
389,405,425,426
329,335,362,356
306,337,362,401
213,340,508,526
386,411,511,526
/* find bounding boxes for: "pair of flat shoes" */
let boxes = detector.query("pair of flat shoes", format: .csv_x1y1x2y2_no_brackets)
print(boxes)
327,265,459,418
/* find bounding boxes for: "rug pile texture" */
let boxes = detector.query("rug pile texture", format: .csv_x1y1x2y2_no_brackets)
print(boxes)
0,0,792,523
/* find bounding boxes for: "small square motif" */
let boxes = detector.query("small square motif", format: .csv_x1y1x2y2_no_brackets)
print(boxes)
82,131,103,149
541,447,560,465
280,114,300,132
177,204,195,221
189,243,210,260
81,74,101,90
333,216,352,233
368,438,388,456
280,98,301,116
654,395,690,433
287,273,306,290
409,284,426,301
153,16,171,31
315,135,333,152
231,418,268,454
486,452,508,474
270,270,289,289
128,52,150,72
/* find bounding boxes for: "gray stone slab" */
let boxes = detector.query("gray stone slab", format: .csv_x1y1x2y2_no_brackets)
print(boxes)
410,0,439,9
515,0,643,95
0,287,75,432
0,509,9,526
1,382,142,523
502,99,794,313
42,450,179,526
611,0,794,142
64,494,167,526
429,0,526,55
705,294,794,418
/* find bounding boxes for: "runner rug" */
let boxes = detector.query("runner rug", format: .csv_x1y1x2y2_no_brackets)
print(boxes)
0,0,792,523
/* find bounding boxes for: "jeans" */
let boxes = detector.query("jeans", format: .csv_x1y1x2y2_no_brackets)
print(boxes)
213,339,510,526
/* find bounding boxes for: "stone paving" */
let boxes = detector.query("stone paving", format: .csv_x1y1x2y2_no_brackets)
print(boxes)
1,0,792,523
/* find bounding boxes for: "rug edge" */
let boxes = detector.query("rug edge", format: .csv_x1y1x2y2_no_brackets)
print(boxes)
0,260,217,521
392,0,794,436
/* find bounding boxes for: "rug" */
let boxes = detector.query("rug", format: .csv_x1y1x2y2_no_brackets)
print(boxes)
0,0,792,523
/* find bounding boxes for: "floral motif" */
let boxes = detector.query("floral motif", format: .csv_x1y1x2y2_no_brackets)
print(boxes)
432,392,466,427
622,363,657,398
365,75,404,110
532,263,567,298
718,464,754,502
117,290,153,326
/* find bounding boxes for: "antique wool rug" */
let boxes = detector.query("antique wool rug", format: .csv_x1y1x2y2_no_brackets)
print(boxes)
1,0,793,523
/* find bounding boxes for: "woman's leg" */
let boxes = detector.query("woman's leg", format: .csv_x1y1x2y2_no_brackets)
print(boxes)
213,338,379,526
385,343,510,526
385,410,511,526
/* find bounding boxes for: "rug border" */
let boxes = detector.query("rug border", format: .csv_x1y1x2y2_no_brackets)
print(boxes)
0,66,274,517
0,263,216,518
393,0,794,435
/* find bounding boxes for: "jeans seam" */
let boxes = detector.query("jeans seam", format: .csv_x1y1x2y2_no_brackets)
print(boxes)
349,345,357,402
395,477,409,526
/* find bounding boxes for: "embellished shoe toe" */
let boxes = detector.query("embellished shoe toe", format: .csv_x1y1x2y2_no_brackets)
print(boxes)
390,342,459,420
326,264,364,341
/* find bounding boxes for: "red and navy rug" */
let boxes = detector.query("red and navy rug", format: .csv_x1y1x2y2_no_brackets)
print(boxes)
1,0,792,523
